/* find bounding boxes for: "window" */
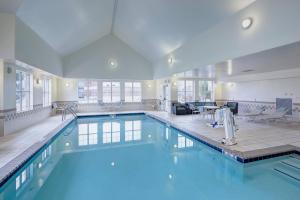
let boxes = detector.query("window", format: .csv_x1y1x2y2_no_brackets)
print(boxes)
177,80,194,103
125,82,142,102
78,123,98,146
43,78,52,107
199,80,214,101
102,82,120,103
16,70,33,112
78,80,98,104
102,122,120,143
125,120,141,141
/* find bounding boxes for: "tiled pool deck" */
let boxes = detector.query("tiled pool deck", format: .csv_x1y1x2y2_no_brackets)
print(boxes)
146,111,300,162
0,111,300,184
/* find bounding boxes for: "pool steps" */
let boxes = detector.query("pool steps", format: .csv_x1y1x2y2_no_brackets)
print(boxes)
274,156,300,182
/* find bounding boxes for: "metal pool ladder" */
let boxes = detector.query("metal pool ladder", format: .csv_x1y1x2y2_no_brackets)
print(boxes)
62,104,78,121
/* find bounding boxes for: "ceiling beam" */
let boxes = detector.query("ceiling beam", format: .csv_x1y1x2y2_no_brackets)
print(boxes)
110,0,119,34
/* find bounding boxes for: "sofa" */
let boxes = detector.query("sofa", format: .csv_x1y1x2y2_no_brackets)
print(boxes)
172,101,217,115
171,102,192,115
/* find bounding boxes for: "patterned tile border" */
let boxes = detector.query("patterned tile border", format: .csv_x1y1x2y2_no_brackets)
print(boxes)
54,100,160,113
0,104,52,121
216,99,300,115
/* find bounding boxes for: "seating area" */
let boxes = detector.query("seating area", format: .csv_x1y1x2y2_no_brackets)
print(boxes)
171,101,238,116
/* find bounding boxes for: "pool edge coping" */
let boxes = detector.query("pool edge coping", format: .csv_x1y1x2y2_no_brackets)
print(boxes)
0,117,75,187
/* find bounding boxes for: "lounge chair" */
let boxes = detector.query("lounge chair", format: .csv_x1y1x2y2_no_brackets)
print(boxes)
251,107,289,122
239,106,266,118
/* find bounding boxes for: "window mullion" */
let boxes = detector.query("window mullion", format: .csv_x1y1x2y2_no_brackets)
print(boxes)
21,72,23,111
111,83,112,103
185,80,187,102
87,81,90,103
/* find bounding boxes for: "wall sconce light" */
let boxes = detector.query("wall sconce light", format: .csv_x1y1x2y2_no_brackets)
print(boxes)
228,82,235,87
36,78,41,85
242,17,253,29
148,84,152,88
6,66,12,74
227,60,233,75
65,82,70,87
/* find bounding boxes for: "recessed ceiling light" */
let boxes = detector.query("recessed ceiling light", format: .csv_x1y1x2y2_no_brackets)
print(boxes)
108,58,118,69
227,60,233,75
242,17,253,29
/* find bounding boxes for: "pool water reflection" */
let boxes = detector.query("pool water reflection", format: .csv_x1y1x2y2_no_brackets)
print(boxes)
0,114,299,200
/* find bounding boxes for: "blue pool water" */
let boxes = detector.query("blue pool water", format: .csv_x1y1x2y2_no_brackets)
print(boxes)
0,114,299,200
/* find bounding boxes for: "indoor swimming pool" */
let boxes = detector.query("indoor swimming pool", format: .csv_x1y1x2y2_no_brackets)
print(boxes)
0,114,299,200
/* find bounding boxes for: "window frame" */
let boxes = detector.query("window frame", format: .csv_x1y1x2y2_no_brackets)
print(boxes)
16,70,33,112
78,80,98,104
124,82,142,103
43,78,52,107
199,80,214,102
102,81,121,103
177,80,194,103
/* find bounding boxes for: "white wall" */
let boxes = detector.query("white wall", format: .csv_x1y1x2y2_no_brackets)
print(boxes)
15,17,63,76
153,0,300,78
0,60,17,111
217,70,300,103
62,35,153,80
3,62,16,110
0,13,15,59
0,60,4,110
57,78,78,102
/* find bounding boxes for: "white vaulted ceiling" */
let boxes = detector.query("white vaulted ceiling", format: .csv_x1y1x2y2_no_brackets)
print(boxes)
114,0,256,62
15,0,255,61
17,0,114,56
